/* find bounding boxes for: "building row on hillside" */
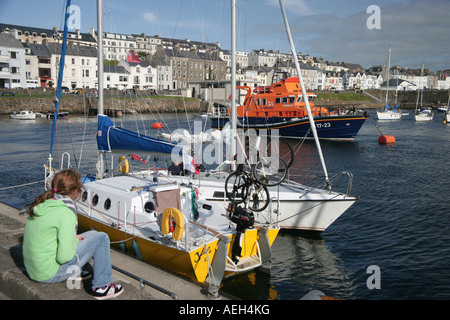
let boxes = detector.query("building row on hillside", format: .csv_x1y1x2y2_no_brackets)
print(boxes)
2,23,450,91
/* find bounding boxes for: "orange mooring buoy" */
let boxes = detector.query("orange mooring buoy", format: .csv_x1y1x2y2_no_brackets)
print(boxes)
378,135,396,145
152,122,164,129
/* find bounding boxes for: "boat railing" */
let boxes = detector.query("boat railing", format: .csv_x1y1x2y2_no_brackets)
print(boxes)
283,170,354,196
61,152,71,169
327,170,353,195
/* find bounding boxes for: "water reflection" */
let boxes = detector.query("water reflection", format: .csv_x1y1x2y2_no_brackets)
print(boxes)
221,231,357,300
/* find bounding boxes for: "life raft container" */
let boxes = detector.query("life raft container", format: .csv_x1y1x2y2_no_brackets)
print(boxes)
161,208,185,240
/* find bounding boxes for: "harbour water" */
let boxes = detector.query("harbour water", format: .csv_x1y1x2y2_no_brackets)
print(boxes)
0,109,449,300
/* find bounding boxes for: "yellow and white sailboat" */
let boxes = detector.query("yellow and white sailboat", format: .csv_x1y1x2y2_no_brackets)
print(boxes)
44,0,279,293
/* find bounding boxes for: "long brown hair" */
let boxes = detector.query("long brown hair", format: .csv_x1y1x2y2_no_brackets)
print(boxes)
27,168,83,218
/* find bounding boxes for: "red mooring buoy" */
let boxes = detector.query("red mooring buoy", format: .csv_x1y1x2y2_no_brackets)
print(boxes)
378,135,396,145
152,122,164,129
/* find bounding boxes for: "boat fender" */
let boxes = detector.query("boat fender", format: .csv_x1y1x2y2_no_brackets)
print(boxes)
131,239,142,260
118,156,129,173
161,208,185,240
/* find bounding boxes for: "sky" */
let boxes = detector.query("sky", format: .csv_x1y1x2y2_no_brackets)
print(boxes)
1,0,449,71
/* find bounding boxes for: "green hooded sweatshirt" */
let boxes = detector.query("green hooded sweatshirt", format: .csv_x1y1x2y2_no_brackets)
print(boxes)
22,199,79,282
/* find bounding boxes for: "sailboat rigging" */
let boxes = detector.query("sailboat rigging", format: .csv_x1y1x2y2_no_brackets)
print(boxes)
414,64,434,122
45,0,283,293
43,0,360,292
45,0,72,189
376,46,402,120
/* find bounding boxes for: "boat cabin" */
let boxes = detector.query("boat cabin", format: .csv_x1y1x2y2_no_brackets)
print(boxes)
236,77,330,119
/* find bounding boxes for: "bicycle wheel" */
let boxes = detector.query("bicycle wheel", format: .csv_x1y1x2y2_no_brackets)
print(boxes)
253,156,287,186
245,182,270,212
267,137,294,169
225,172,248,204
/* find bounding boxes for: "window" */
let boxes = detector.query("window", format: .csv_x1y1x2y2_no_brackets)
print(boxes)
72,58,75,64
10,52,17,59
282,97,288,104
275,97,281,104
289,96,295,103
262,98,267,106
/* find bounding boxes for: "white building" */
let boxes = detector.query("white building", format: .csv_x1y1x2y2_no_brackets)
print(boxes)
133,33,162,56
104,65,130,90
118,60,157,90
381,78,418,91
23,42,50,88
47,42,98,89
249,49,278,68
0,33,27,88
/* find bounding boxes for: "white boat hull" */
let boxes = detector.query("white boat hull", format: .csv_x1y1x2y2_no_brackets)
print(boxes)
9,110,36,120
415,112,434,121
377,110,401,120
446,113,450,123
166,173,357,232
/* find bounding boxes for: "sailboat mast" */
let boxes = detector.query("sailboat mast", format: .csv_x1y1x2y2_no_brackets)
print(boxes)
385,46,391,107
96,0,106,179
278,0,330,187
49,0,72,163
230,0,237,167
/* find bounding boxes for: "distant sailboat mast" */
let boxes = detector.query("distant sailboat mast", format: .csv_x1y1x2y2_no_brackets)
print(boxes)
385,46,391,108
278,0,330,188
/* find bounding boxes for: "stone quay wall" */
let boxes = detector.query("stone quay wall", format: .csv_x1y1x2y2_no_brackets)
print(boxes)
0,93,206,115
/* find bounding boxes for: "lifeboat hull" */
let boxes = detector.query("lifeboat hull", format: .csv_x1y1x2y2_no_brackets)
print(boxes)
211,114,367,141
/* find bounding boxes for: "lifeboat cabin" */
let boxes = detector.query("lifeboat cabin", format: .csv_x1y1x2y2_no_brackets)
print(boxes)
236,77,331,121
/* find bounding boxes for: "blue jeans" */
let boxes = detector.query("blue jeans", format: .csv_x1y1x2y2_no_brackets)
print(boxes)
39,230,114,289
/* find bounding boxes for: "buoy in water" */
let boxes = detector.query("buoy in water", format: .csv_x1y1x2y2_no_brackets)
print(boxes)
378,135,396,145
152,122,164,129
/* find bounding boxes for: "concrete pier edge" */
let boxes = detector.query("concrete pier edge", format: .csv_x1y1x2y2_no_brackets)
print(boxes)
0,201,231,301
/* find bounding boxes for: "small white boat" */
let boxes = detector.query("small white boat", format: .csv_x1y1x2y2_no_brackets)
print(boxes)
415,107,434,122
414,65,433,122
377,47,402,120
9,110,36,120
444,110,450,123
437,106,448,113
377,108,402,120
